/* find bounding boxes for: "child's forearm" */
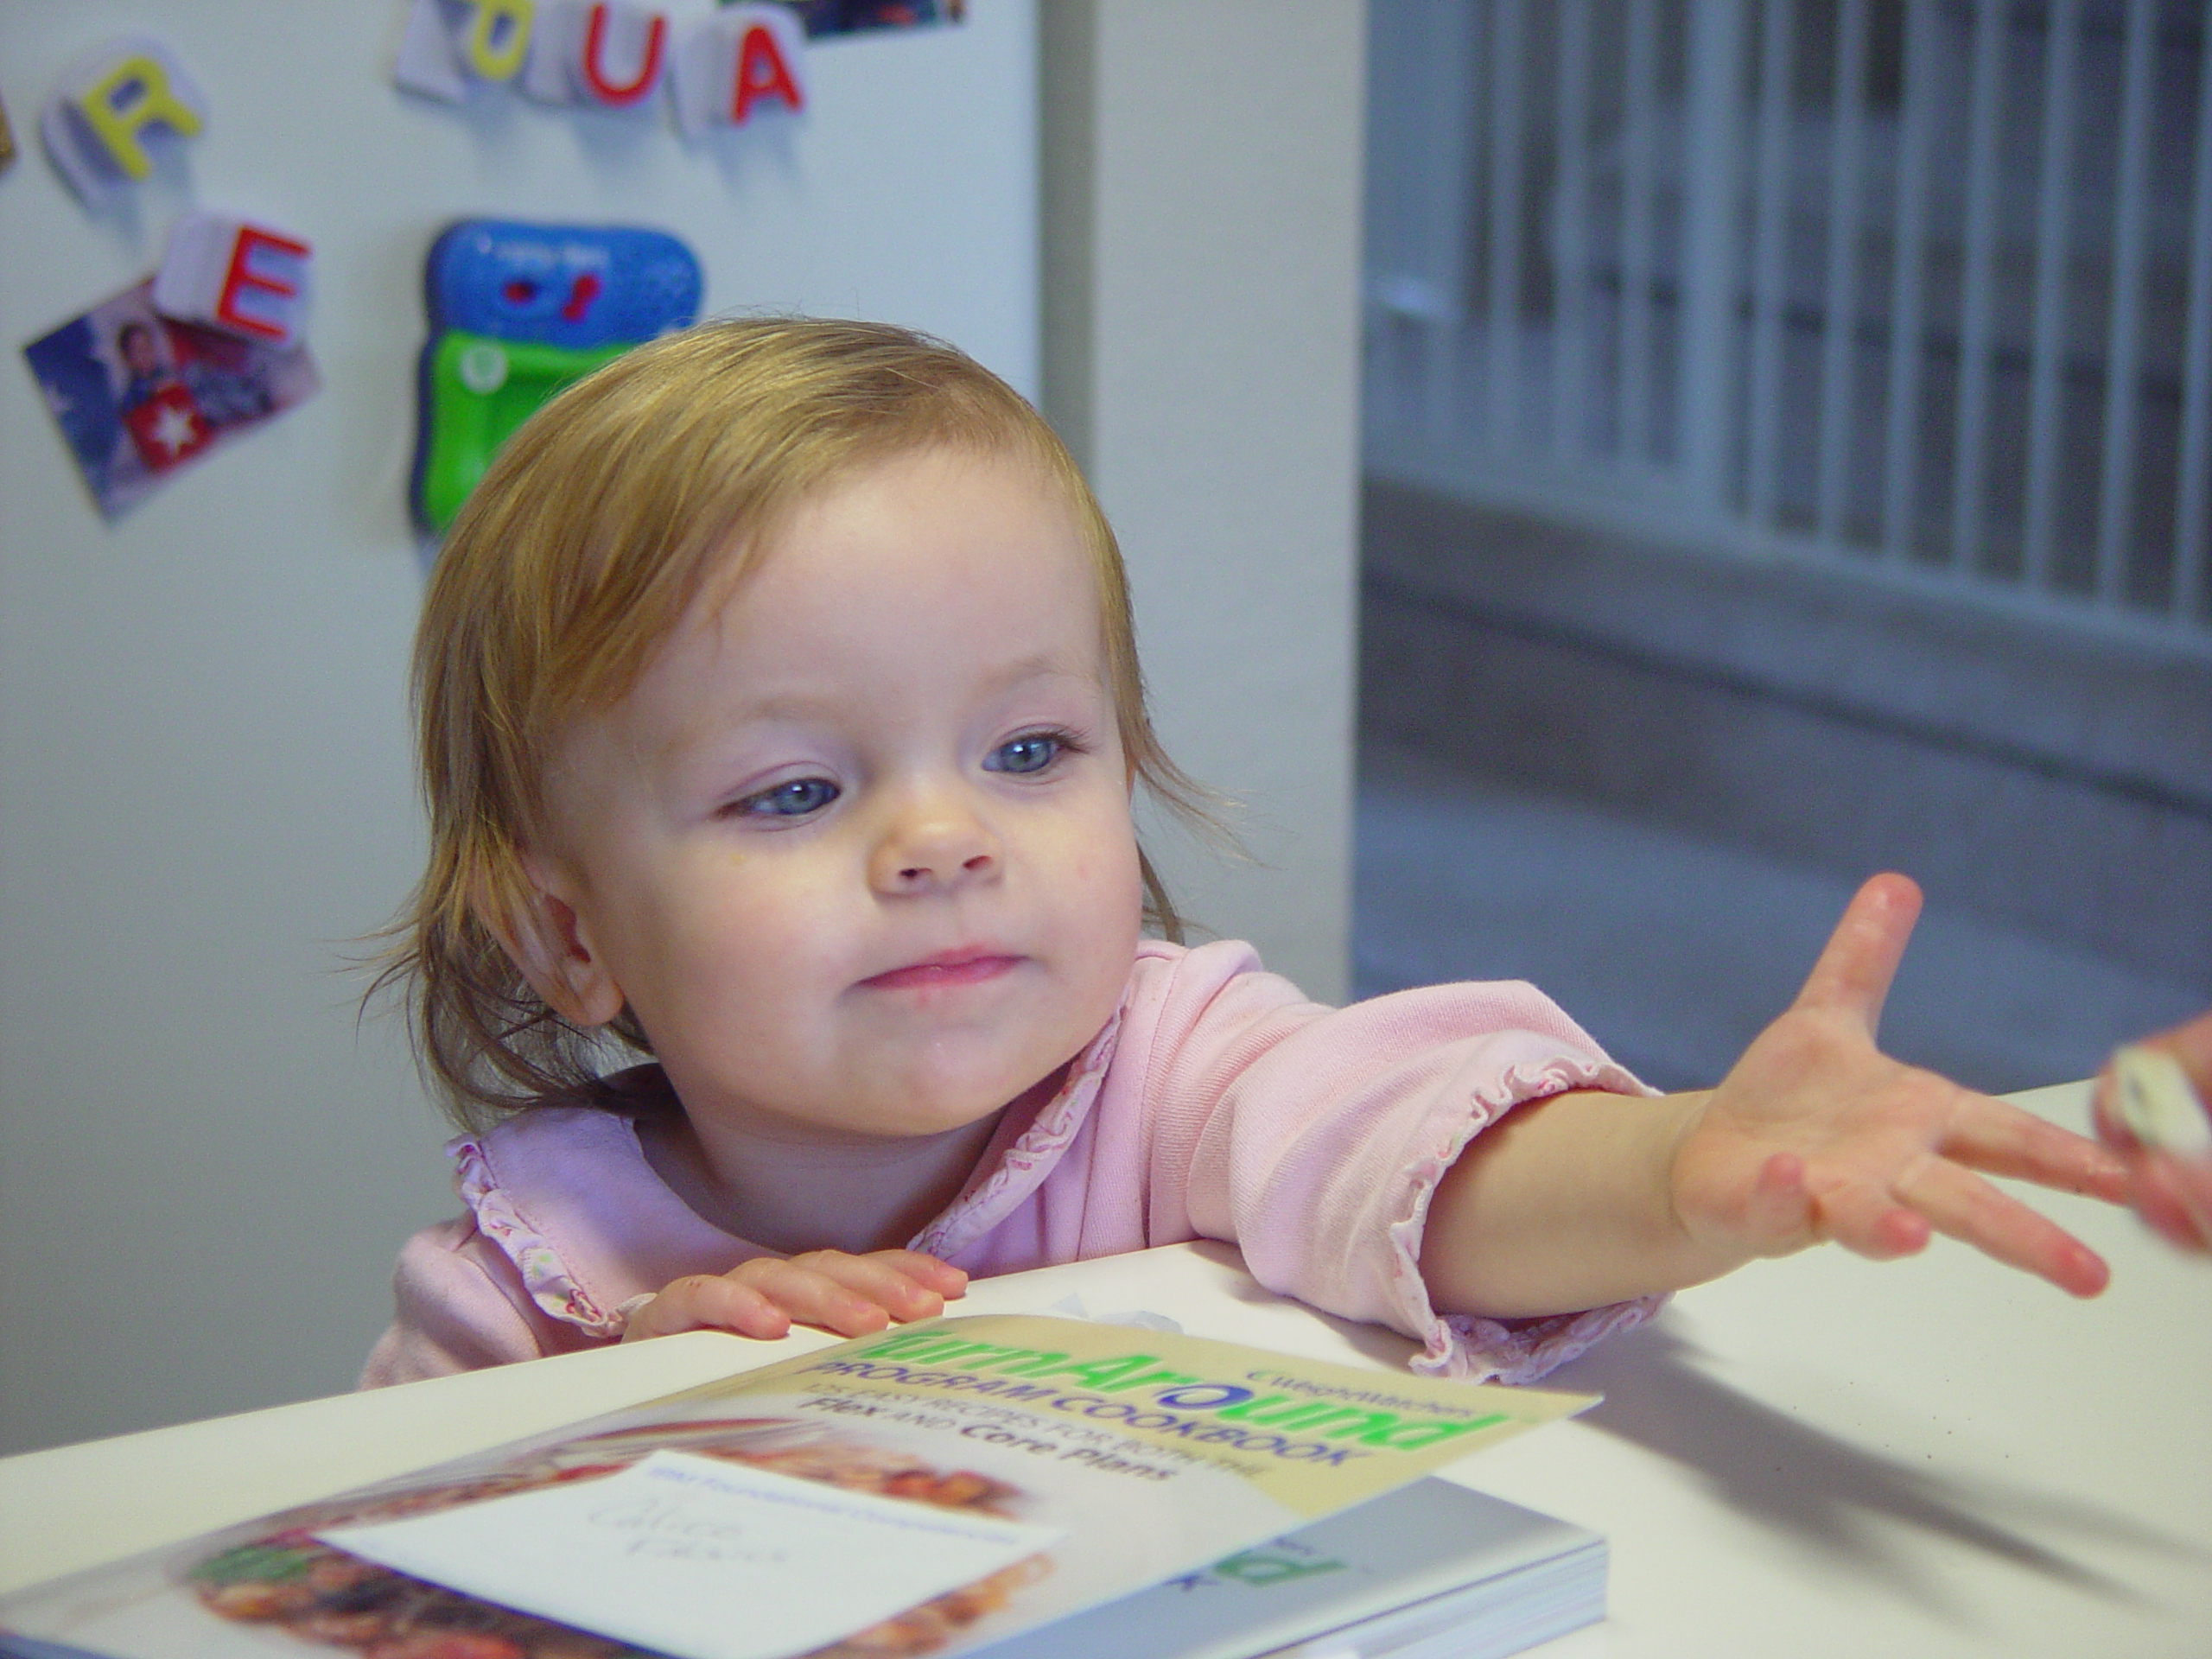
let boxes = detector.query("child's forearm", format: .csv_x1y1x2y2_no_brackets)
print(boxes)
1417,1089,1743,1317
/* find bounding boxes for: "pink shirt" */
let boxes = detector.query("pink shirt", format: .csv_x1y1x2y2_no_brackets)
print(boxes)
360,939,1660,1389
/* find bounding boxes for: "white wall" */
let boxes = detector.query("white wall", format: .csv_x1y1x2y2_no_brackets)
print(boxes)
0,0,1039,1453
0,0,1366,1457
1040,0,1365,1002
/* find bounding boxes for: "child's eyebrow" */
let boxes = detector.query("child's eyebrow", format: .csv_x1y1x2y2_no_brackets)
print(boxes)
664,655,1104,756
725,655,1096,724
973,652,1099,696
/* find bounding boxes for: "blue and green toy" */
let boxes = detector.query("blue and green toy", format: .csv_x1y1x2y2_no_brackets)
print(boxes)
412,218,701,533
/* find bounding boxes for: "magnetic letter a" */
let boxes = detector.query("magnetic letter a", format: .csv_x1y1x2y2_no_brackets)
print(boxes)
732,23,803,122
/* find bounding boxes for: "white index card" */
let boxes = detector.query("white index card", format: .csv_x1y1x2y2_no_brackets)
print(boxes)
317,1449,1064,1659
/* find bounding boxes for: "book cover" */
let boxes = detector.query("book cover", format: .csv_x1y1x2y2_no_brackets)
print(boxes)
972,1477,1604,1659
0,1315,1595,1659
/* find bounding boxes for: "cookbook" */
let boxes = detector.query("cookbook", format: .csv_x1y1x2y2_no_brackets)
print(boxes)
0,1315,1596,1659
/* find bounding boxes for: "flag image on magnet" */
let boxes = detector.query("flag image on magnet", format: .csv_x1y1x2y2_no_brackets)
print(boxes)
22,276,319,521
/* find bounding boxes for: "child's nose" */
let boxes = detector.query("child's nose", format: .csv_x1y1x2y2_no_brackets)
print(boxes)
869,798,1001,894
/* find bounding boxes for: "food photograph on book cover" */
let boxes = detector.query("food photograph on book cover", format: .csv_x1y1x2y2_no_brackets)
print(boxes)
7,1394,1285,1659
181,1417,1050,1659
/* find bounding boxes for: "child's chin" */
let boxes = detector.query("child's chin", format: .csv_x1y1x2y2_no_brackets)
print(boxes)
844,1069,1044,1140
880,1089,1026,1139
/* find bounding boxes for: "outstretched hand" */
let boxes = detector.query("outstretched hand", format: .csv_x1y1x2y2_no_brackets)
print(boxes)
1669,874,2127,1295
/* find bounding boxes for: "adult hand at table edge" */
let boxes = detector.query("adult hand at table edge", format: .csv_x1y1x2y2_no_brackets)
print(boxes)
2094,1009,2212,1253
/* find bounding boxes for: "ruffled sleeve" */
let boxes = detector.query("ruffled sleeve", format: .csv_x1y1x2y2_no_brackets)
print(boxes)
1128,942,1664,1382
357,1216,602,1388
357,1092,760,1387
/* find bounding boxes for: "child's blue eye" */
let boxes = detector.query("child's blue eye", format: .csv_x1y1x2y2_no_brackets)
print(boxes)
739,777,839,817
986,734,1063,775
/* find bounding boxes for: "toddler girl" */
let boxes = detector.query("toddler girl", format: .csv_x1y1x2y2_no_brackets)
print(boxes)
361,318,2123,1389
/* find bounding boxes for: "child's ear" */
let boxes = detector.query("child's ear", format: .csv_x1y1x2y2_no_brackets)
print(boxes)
493,854,627,1029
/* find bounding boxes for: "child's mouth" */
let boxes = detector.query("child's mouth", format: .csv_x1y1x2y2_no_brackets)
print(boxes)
859,951,1022,991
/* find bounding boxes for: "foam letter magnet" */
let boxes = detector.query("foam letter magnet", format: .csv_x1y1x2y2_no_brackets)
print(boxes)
154,212,314,347
673,4,807,139
41,36,208,202
394,0,538,99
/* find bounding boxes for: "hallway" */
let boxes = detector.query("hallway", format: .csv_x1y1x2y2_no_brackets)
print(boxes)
1354,736,2208,1096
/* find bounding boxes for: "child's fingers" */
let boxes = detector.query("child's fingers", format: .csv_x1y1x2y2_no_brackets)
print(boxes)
1812,1179,1932,1263
785,1250,955,1324
1891,1158,2111,1297
727,1258,899,1335
1938,1098,2128,1201
623,1274,794,1343
622,1251,962,1347
1789,874,1923,1035
858,1249,970,1300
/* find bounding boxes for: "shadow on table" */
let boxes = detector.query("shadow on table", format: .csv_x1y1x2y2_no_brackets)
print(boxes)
1541,1318,2202,1622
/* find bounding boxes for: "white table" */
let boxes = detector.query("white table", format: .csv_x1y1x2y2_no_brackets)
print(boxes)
4,1084,2207,1657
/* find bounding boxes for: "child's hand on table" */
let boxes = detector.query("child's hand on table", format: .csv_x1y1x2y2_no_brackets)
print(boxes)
2093,1010,2212,1252
1670,874,2127,1295
621,1249,967,1343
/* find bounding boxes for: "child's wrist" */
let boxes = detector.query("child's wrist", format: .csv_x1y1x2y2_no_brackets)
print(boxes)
1652,1090,1765,1288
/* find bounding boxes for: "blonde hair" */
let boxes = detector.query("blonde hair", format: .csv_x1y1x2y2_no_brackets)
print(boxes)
377,316,1214,1128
